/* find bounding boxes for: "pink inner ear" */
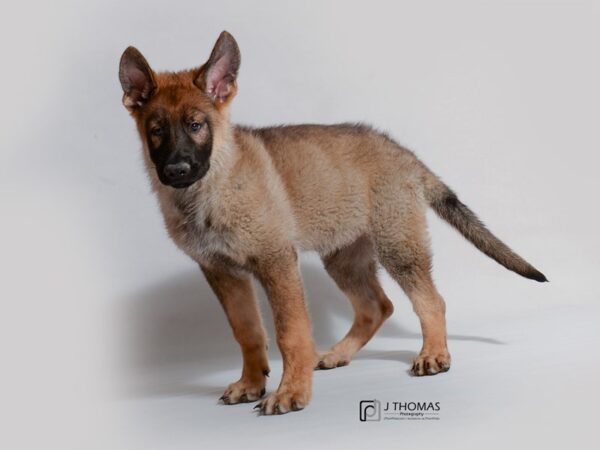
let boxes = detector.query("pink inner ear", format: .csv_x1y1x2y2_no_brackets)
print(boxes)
124,66,153,107
206,55,233,101
128,67,147,90
213,78,232,101
129,67,152,97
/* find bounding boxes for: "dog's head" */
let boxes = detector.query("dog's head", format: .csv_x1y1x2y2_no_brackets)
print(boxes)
118,31,240,189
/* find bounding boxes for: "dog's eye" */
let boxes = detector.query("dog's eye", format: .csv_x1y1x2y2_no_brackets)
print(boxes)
190,122,203,132
151,127,164,137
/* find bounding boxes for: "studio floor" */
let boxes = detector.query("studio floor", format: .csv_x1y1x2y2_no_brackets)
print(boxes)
113,254,600,450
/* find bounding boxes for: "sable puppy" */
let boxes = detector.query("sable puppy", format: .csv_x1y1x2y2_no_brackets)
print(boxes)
118,31,546,415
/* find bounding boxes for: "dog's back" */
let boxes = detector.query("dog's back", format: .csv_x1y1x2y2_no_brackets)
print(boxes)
238,123,424,254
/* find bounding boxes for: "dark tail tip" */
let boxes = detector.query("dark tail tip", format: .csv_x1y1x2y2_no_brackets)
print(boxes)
526,270,548,283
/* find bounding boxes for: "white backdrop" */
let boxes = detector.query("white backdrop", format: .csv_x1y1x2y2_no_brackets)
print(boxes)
1,1,599,449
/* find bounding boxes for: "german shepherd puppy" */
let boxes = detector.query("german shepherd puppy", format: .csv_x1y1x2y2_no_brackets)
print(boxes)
119,31,546,415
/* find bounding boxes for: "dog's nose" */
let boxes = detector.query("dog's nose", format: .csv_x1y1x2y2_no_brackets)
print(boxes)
164,162,191,180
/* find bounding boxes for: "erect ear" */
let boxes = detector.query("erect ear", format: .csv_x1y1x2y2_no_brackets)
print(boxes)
119,46,157,112
195,31,241,106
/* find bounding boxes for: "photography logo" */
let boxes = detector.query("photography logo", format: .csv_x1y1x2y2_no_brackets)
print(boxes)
359,400,381,421
359,399,441,421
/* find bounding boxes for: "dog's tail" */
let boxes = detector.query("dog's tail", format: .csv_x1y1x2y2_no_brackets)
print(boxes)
421,167,547,282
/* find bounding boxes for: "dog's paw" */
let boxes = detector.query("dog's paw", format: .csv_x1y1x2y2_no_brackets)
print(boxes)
254,387,310,415
219,378,266,405
411,351,451,376
314,350,350,370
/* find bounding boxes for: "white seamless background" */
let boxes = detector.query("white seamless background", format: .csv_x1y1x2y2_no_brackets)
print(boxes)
1,1,598,449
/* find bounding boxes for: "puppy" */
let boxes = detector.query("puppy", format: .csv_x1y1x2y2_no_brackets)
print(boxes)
118,31,546,415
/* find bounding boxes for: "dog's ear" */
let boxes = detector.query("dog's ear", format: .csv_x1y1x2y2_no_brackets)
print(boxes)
195,31,241,107
119,46,157,112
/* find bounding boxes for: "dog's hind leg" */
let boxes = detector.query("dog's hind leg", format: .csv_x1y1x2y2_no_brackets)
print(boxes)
373,197,451,376
317,235,394,369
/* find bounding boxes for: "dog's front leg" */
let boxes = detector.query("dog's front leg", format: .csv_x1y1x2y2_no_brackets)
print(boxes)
252,248,315,415
201,264,270,404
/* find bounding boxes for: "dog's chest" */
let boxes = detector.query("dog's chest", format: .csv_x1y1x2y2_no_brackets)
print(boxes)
162,192,240,265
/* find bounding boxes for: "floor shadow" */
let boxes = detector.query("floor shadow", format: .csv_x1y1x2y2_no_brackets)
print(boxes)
354,349,417,364
117,258,504,397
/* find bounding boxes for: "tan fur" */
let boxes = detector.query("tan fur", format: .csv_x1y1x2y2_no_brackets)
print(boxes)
119,31,546,415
